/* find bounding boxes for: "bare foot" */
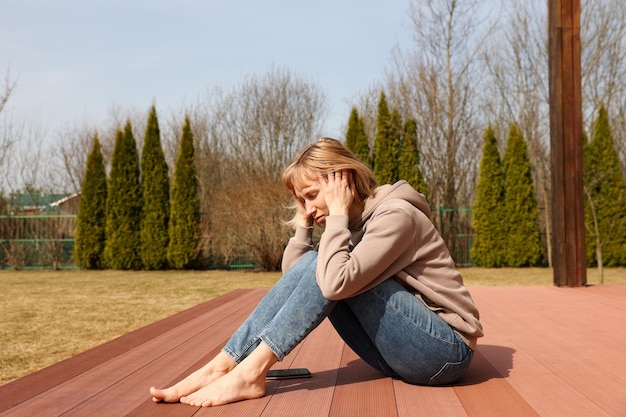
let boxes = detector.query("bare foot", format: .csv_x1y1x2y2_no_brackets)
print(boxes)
150,352,235,403
180,365,266,407
180,341,277,407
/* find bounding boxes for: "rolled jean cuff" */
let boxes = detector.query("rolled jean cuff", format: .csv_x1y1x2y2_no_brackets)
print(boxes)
222,330,265,364
259,334,287,362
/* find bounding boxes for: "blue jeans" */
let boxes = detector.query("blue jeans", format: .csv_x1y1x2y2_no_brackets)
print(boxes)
222,251,473,385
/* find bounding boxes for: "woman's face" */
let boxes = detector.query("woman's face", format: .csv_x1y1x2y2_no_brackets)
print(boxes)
293,174,328,226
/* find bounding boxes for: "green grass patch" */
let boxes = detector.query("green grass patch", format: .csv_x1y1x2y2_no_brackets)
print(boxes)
1,267,624,385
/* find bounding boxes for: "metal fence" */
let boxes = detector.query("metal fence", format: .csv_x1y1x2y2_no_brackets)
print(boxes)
0,215,77,269
439,205,474,267
0,208,475,269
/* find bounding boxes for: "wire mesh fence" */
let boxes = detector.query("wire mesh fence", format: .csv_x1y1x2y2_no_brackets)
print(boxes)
0,215,76,269
439,205,474,267
0,208,475,269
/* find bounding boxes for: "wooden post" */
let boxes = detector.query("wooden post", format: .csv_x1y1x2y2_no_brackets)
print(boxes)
548,0,586,287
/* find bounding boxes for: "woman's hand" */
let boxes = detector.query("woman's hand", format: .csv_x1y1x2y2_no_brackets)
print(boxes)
319,170,354,217
293,193,314,228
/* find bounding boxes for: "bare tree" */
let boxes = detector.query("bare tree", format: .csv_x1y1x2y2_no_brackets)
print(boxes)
583,186,605,284
384,0,494,237
0,114,50,196
581,0,626,127
49,103,156,196
0,68,18,195
185,67,328,270
580,0,626,180
50,123,97,194
0,68,16,115
481,0,553,264
204,172,293,270
0,118,16,194
480,0,626,266
213,66,327,180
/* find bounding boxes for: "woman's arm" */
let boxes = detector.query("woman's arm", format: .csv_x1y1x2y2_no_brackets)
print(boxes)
317,204,418,300
315,170,418,299
281,193,315,273
281,224,315,273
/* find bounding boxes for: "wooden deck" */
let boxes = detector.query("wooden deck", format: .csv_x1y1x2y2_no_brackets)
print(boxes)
1,285,624,417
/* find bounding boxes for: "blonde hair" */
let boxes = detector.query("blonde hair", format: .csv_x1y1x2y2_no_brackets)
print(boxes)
282,137,378,209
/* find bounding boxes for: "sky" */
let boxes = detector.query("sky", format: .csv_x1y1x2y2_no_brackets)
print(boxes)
0,0,415,143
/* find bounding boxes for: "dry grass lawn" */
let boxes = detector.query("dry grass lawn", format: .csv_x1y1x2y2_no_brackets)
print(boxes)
1,266,624,386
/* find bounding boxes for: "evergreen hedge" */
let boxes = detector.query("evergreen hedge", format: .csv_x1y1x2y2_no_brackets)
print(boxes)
398,118,428,198
104,122,143,270
502,123,544,266
74,135,107,269
140,106,170,270
373,91,398,185
583,104,626,266
168,116,200,269
471,124,506,267
345,107,371,167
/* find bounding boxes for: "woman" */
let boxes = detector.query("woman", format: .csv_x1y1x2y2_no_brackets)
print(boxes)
150,137,482,407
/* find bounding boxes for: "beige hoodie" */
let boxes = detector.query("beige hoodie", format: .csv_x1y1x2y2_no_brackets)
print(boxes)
282,180,483,349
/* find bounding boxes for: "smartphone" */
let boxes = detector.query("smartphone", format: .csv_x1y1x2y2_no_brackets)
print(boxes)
266,368,312,380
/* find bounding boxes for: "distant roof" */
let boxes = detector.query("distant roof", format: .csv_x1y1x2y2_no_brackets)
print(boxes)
10,193,79,213
49,193,80,207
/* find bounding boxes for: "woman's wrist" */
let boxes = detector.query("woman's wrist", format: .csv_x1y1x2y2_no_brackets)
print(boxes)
328,207,349,217
297,215,313,228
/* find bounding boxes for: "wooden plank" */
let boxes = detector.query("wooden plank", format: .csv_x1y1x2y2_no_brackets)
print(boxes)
477,321,614,417
66,289,266,417
129,343,311,417
2,286,625,417
583,283,626,309
0,289,265,417
477,287,625,380
257,319,344,417
393,381,468,417
454,350,540,417
61,340,231,416
328,345,397,417
136,319,345,417
471,286,623,417
0,288,254,413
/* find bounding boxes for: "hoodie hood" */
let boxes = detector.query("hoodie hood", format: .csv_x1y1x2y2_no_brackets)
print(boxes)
351,181,431,229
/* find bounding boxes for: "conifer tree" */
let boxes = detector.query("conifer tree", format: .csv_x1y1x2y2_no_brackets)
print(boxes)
104,122,143,270
470,124,506,267
398,118,428,198
74,135,107,269
168,116,199,269
373,92,399,184
583,103,626,266
502,123,544,266
389,109,403,181
345,107,358,150
140,106,170,270
345,107,371,166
